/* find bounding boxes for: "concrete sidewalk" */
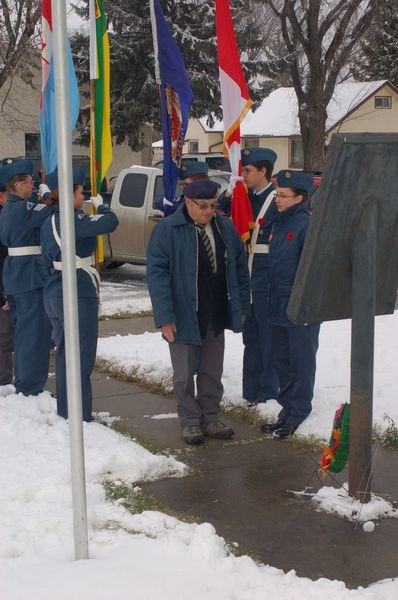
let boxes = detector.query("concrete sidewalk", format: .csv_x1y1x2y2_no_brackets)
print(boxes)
54,317,398,588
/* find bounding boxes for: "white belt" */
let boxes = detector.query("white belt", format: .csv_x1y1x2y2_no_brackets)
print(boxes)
8,246,41,256
53,255,100,290
250,244,269,254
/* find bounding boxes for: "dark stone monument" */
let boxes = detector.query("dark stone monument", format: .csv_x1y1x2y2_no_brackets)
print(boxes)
288,133,398,501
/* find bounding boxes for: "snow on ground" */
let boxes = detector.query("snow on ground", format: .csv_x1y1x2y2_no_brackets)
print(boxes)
97,311,398,440
100,278,152,316
0,395,397,599
309,485,398,524
2,305,398,597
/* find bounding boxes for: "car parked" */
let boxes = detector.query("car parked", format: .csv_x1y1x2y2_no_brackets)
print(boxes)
153,152,231,173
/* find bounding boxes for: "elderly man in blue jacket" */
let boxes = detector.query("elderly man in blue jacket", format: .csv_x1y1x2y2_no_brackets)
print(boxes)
147,179,250,445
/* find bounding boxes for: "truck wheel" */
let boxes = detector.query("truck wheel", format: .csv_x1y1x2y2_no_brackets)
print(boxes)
106,261,125,269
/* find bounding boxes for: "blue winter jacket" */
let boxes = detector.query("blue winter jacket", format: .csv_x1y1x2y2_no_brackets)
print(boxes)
147,206,250,345
268,203,310,327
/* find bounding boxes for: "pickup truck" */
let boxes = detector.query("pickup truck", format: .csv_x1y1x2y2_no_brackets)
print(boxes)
100,165,230,267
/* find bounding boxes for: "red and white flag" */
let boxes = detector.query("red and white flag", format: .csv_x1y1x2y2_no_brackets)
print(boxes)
215,0,254,240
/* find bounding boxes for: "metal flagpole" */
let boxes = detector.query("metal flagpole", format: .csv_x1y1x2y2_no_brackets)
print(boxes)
51,0,89,560
149,0,161,85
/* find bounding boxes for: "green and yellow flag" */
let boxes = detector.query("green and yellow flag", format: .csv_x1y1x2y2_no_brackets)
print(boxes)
89,0,112,194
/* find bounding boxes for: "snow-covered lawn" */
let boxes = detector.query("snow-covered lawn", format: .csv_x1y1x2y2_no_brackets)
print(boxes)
97,311,398,440
0,392,397,599
100,278,152,317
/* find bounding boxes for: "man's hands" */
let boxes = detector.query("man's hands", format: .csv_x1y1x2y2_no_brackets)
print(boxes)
161,323,176,343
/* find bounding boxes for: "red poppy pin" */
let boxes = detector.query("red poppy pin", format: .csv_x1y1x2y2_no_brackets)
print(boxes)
258,218,264,226
286,232,295,240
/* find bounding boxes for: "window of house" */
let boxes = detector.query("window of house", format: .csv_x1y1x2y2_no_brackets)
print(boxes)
290,139,304,168
188,139,199,153
375,96,392,109
119,173,148,208
25,133,41,157
242,138,259,149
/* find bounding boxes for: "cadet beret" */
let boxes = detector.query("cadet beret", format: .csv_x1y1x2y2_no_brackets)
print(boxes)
179,161,209,180
241,147,277,167
0,157,33,182
184,179,220,200
46,166,86,190
276,169,313,192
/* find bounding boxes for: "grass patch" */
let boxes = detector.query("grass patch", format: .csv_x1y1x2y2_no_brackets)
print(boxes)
99,310,153,320
288,433,325,452
220,402,264,425
374,416,398,450
95,358,173,397
102,479,198,524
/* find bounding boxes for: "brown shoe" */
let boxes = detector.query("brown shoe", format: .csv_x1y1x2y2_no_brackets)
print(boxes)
182,425,204,445
203,421,234,440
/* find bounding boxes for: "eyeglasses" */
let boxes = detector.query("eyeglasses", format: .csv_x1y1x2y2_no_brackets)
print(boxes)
190,199,218,210
275,193,297,199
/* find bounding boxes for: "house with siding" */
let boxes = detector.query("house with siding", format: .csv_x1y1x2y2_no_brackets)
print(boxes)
0,63,153,178
183,80,398,171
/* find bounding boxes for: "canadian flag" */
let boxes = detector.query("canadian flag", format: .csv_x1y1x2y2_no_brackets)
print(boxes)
215,0,254,240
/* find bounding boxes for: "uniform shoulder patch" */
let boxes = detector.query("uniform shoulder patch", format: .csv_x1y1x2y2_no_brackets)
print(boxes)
89,214,104,221
33,203,46,211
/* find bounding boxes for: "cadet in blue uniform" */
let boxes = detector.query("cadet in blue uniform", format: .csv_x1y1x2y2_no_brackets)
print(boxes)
261,170,320,438
41,169,119,422
241,148,279,405
0,158,53,396
154,161,210,214
0,180,14,390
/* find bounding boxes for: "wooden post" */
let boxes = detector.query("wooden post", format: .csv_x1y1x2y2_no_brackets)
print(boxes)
348,199,377,502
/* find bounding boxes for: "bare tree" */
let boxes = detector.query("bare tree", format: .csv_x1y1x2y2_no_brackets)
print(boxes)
266,1,378,171
0,0,41,91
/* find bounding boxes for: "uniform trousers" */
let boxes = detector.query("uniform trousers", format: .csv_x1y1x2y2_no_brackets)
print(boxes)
242,290,279,402
44,295,98,422
8,289,52,395
272,323,320,427
0,308,13,385
169,328,225,427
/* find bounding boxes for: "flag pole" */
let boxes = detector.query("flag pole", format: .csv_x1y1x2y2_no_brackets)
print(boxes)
90,76,103,281
51,0,89,560
89,0,105,278
149,0,160,85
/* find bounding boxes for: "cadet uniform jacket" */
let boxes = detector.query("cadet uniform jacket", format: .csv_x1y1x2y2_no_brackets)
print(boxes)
268,203,311,327
41,204,119,298
0,194,53,294
248,184,278,292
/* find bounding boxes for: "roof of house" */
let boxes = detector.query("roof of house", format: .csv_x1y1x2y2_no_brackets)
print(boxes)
198,80,394,137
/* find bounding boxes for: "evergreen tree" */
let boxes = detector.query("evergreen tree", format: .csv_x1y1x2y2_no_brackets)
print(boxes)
352,1,398,88
72,0,282,150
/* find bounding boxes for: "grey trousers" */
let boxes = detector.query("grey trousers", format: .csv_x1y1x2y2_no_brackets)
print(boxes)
0,308,13,385
169,328,225,427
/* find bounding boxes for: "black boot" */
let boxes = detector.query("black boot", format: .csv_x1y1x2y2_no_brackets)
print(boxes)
261,421,286,434
272,424,298,439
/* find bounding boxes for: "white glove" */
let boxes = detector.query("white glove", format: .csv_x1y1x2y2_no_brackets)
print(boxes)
227,175,244,195
90,194,104,210
39,183,51,197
